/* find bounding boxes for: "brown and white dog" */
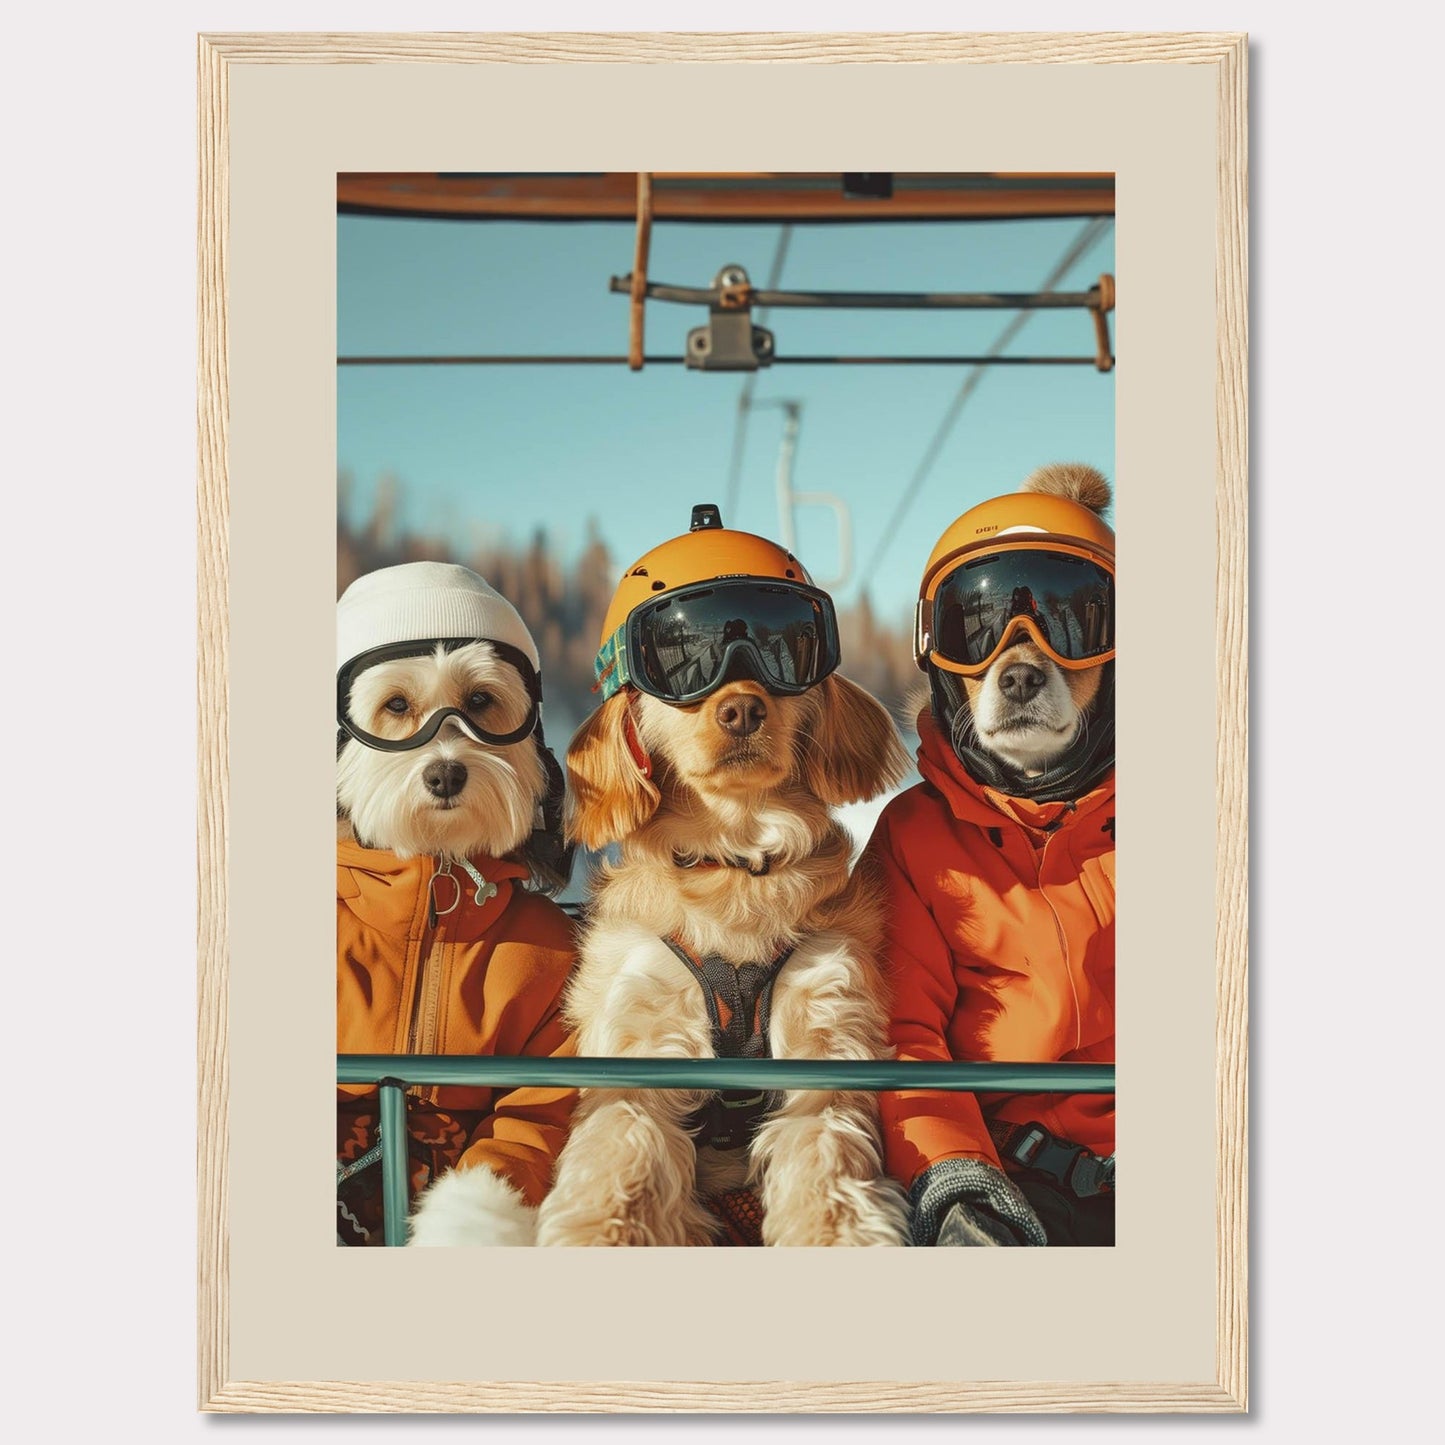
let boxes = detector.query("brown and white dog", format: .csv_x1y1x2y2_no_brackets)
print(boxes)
945,463,1114,783
535,672,913,1246
868,464,1117,1249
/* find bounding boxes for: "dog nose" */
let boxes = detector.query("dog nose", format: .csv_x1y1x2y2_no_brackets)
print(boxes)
999,662,1047,704
422,759,468,799
715,692,767,737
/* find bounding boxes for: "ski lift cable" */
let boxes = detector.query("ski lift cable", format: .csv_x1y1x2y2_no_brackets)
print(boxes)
723,223,794,522
337,353,1108,366
619,280,1108,310
859,218,1113,587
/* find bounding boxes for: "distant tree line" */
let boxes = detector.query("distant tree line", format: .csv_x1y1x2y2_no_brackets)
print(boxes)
339,475,923,734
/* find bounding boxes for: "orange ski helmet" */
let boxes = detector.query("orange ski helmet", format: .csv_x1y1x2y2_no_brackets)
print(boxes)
915,490,1116,677
594,504,841,704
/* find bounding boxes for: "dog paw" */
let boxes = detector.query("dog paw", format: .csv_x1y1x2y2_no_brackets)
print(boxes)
683,1216,723,1247
763,1177,911,1247
537,1201,719,1247
406,1166,536,1247
537,1217,648,1247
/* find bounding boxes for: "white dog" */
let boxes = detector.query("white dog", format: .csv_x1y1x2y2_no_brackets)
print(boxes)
335,561,576,1247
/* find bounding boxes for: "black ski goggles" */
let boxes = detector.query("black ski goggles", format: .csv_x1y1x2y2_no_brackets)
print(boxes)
595,578,841,705
337,638,542,753
918,543,1115,676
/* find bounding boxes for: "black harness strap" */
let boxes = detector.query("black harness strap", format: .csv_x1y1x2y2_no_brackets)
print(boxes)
663,936,794,1152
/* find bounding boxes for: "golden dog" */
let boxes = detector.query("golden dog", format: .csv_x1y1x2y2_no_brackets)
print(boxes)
536,672,912,1246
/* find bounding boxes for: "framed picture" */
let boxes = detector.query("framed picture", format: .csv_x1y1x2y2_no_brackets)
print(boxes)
199,31,1247,1412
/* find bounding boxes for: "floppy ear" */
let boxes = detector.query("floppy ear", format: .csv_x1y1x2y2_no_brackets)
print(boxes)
800,674,911,807
565,692,661,850
511,738,575,896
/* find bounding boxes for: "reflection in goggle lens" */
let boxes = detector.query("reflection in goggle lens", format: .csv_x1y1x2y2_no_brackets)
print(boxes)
637,585,831,700
935,552,1113,666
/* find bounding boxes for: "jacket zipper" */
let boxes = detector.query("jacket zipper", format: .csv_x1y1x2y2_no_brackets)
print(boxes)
409,925,448,1106
402,858,496,1100
1028,828,1084,1054
403,859,456,1100
407,926,449,1056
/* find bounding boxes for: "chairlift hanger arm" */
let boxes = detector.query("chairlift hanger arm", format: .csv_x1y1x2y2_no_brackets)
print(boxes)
627,172,653,371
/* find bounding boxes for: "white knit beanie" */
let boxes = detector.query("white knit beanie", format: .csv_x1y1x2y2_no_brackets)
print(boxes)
337,562,540,672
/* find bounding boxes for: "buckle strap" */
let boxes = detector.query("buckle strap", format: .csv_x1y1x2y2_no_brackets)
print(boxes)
336,1137,384,1186
663,935,794,1151
687,1089,780,1152
990,1119,1115,1197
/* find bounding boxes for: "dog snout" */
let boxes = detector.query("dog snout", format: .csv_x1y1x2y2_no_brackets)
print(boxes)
999,661,1047,705
715,690,767,738
422,759,468,799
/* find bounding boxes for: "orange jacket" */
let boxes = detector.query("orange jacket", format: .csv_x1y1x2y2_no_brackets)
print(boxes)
337,841,578,1219
865,712,1114,1190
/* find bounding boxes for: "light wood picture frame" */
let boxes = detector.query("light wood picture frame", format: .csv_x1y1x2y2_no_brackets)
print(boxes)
198,30,1247,1413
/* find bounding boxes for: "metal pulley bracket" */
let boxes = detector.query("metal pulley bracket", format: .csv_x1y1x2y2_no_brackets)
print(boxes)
685,265,775,371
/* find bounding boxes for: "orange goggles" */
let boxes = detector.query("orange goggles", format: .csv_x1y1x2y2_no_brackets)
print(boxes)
916,541,1115,677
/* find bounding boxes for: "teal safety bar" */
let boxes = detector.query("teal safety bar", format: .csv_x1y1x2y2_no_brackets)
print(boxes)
339,1054,1115,1247
340,1054,1114,1093
377,1080,410,1249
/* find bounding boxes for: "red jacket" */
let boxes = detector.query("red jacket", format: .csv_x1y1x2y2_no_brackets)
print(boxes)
865,712,1114,1189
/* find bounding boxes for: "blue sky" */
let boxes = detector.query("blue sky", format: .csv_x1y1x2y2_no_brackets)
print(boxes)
338,205,1114,630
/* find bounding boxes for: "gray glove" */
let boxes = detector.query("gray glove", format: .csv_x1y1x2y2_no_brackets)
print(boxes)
909,1156,1047,1247
936,1199,1029,1246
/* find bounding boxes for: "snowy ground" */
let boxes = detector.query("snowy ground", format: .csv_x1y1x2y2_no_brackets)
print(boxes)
836,730,922,860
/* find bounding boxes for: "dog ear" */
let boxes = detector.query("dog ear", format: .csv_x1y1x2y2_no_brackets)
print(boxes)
800,674,911,807
512,738,575,896
565,692,661,850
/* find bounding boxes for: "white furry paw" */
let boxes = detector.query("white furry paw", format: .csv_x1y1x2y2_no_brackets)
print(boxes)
406,1166,536,1247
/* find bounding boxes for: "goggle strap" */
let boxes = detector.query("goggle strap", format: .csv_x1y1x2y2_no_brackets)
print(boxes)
593,627,632,702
